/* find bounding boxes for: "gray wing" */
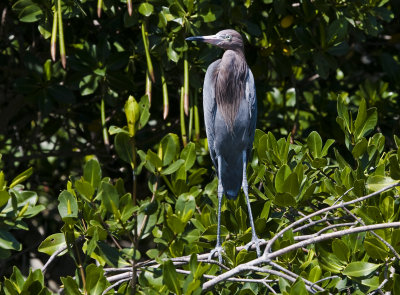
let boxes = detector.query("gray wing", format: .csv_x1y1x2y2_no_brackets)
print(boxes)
245,68,257,158
203,60,221,169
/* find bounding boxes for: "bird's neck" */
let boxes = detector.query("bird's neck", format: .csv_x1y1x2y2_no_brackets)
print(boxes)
214,49,248,131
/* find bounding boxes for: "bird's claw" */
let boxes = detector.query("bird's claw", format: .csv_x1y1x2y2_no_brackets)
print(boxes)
245,237,266,257
208,246,224,263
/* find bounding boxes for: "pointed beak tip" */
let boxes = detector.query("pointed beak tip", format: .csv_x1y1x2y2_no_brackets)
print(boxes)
185,36,199,42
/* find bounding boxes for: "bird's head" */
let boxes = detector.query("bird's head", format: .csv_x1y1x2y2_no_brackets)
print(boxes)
186,29,243,51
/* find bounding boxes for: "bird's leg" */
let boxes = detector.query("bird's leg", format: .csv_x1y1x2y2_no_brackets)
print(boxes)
242,151,264,256
208,156,224,263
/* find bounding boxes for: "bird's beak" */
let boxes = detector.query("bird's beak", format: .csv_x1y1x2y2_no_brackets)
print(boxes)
185,34,222,46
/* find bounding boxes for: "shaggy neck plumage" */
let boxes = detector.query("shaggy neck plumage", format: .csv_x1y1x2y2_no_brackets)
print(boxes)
214,49,248,131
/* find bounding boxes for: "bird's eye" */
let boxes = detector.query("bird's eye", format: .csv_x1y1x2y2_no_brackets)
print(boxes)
225,34,232,41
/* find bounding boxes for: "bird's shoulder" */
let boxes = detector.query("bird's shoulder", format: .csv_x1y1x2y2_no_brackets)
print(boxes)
204,59,221,88
203,59,221,110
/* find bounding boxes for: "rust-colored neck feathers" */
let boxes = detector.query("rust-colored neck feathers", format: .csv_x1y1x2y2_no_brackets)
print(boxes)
214,50,248,131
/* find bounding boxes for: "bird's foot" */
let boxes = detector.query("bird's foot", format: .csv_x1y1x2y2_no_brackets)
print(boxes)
245,237,266,257
208,245,224,263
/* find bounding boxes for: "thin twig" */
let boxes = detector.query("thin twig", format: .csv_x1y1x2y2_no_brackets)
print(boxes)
241,266,318,293
41,235,85,273
41,245,68,273
203,222,400,291
293,216,351,233
343,207,400,260
294,222,358,241
102,277,131,294
310,276,340,292
367,263,389,295
265,183,400,254
269,261,326,293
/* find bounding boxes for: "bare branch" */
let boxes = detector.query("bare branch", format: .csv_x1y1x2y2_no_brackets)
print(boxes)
269,261,326,292
294,222,357,241
41,236,85,273
203,222,400,291
41,245,67,273
343,207,400,260
293,216,351,233
264,183,400,254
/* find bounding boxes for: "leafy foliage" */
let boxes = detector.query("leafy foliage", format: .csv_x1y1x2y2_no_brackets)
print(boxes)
1,0,400,294
0,163,44,259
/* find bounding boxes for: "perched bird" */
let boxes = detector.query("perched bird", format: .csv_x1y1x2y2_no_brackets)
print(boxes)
186,29,262,262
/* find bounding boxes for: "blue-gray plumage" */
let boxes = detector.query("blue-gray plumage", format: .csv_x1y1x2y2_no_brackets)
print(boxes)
186,29,263,262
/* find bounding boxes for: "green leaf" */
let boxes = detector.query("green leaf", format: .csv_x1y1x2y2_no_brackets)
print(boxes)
202,224,228,241
337,94,350,130
199,4,223,22
311,157,327,169
290,278,308,295
364,236,388,260
0,230,22,251
394,273,400,295
334,148,350,169
9,167,33,188
354,99,367,135
98,181,119,214
75,178,94,201
327,17,348,44
57,190,78,220
308,265,322,283
332,239,349,262
159,133,180,166
139,2,154,17
161,159,185,175
283,173,300,197
60,277,81,295
22,268,45,292
0,171,5,190
10,265,25,290
163,259,182,295
275,164,291,193
181,142,196,171
114,132,134,168
14,1,43,23
38,233,66,256
307,131,322,158
167,214,185,234
361,276,379,291
83,159,102,189
381,195,395,221
108,125,129,135
146,150,163,172
389,155,400,180
342,262,380,277
352,138,368,158
366,176,398,192
168,42,179,63
139,95,151,128
0,190,10,207
85,264,109,295
355,107,377,140
317,245,346,273
321,139,335,157
275,192,296,207
79,74,100,96
98,241,131,267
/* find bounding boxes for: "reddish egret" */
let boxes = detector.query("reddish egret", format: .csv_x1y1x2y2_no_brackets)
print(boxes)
186,29,262,262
